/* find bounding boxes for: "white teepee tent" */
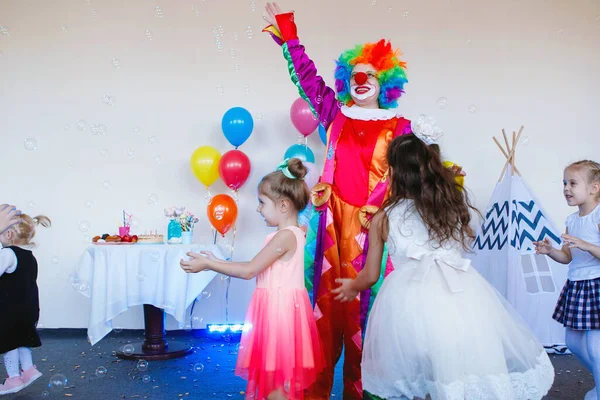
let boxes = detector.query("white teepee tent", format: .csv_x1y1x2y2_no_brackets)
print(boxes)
470,127,567,349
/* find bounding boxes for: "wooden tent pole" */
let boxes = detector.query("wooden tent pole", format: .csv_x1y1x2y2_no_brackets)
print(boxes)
494,126,524,181
511,131,516,175
502,129,510,152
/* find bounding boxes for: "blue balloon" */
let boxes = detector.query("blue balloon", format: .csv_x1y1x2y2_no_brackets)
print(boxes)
221,107,254,148
284,144,315,163
318,124,327,145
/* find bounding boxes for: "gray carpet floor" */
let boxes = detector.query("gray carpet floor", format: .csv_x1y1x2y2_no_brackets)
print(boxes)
0,330,593,399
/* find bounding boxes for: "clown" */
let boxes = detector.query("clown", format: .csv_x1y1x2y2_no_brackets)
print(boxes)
263,3,461,399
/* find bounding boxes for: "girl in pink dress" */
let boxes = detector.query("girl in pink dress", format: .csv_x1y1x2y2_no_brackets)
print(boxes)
181,158,325,400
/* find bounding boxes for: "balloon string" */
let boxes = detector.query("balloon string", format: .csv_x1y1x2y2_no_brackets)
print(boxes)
190,298,197,329
230,224,236,261
213,229,217,245
224,222,237,323
225,275,231,323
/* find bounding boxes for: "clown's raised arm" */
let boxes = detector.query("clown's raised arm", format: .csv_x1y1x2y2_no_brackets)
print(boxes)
262,12,339,130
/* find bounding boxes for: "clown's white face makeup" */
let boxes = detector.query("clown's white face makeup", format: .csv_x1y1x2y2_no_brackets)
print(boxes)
351,84,376,100
350,63,380,109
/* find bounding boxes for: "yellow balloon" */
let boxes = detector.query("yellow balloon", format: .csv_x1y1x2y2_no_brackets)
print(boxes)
190,146,222,187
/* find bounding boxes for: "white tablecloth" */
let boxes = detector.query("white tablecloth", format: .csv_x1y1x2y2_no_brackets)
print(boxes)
74,243,222,345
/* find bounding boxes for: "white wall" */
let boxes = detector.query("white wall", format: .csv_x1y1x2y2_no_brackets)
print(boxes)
0,0,598,330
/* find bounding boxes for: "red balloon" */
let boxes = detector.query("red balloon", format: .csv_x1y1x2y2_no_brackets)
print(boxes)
219,150,251,190
207,194,238,236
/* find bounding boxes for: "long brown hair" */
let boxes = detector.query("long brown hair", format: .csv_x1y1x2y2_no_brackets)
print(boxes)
382,134,479,251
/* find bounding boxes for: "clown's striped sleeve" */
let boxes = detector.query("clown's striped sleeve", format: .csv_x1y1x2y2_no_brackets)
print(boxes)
262,13,339,131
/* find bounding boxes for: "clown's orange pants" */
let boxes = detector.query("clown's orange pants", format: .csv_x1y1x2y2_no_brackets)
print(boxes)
306,192,365,400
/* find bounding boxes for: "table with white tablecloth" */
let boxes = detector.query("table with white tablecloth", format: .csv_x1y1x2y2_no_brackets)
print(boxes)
74,243,222,359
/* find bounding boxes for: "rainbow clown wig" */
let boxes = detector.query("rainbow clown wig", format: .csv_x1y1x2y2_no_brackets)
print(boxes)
334,39,408,109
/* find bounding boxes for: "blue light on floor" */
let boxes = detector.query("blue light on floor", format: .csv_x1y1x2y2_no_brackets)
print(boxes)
207,323,247,333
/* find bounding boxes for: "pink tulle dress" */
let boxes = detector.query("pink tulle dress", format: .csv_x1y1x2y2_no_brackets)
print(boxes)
235,226,324,400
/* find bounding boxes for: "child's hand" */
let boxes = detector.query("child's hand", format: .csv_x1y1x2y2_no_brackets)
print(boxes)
533,238,553,255
199,250,218,261
331,278,359,303
180,251,210,273
449,164,466,177
562,234,592,252
0,204,22,235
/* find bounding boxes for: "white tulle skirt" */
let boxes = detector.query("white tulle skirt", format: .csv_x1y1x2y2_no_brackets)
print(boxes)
362,261,555,400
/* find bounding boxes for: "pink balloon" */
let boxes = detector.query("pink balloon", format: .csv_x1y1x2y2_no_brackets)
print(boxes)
303,162,320,190
290,98,319,137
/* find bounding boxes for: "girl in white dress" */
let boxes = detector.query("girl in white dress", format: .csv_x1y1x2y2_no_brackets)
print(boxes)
332,132,554,399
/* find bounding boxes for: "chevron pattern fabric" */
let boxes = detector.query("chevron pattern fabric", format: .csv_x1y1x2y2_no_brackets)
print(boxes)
510,200,561,251
474,201,510,250
474,199,561,252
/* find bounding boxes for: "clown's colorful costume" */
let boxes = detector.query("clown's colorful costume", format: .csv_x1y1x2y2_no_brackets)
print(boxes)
264,13,411,400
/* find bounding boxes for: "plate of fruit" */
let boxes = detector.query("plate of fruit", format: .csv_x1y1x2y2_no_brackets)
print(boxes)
92,234,139,245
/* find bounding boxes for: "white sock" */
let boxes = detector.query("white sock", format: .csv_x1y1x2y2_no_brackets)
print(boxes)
17,347,33,371
2,350,20,378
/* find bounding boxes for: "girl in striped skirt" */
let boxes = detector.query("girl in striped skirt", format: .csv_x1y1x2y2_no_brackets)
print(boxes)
535,160,600,400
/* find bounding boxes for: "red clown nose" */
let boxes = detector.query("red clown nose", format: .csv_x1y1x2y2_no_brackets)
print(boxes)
353,72,368,85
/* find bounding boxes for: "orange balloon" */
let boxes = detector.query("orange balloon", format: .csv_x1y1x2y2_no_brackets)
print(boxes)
207,194,238,236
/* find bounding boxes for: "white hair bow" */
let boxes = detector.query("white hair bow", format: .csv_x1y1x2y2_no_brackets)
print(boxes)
412,114,444,145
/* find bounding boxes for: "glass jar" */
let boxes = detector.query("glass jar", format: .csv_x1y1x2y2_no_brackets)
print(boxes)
167,219,182,241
